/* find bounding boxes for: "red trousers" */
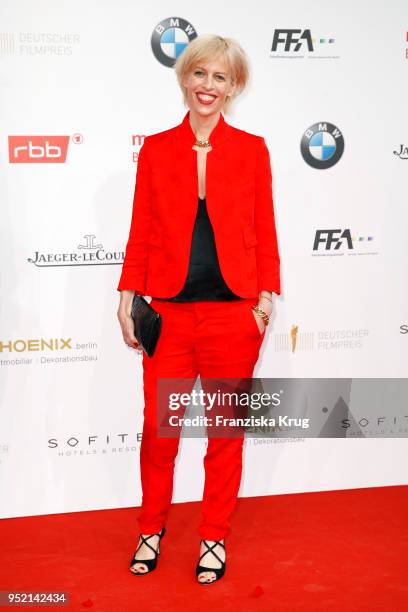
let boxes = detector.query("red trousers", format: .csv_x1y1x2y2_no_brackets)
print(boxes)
138,296,265,541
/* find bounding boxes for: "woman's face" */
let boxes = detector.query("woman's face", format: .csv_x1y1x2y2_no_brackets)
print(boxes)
182,56,236,117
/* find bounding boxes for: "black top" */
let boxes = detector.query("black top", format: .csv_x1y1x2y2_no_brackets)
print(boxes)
154,197,243,302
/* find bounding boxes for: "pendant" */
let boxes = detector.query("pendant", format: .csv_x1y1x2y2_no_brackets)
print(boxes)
194,138,211,148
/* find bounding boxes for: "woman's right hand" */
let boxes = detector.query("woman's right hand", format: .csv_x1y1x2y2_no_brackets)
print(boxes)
117,290,142,352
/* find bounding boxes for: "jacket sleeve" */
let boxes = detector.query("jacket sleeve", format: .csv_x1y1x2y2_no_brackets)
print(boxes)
117,137,152,293
254,136,281,295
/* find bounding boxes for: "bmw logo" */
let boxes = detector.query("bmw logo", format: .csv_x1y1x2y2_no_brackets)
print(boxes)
151,17,197,67
300,122,344,169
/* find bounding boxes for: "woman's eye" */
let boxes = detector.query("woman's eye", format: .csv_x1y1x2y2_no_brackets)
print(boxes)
193,70,225,80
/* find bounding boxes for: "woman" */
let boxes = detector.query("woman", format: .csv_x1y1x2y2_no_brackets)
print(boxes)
117,34,281,584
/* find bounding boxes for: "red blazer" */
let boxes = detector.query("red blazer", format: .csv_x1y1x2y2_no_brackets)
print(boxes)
117,110,281,298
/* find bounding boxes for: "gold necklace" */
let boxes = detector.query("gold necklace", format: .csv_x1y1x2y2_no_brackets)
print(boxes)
194,138,211,148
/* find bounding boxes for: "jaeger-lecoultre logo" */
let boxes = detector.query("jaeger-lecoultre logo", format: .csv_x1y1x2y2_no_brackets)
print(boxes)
28,234,124,267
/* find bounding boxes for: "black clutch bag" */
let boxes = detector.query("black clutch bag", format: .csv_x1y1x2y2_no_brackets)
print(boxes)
131,295,162,357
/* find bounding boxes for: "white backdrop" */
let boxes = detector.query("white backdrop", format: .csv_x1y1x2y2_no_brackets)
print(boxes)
1,0,407,519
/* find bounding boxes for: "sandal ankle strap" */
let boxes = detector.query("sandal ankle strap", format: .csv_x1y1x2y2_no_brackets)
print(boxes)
135,527,165,556
198,539,226,566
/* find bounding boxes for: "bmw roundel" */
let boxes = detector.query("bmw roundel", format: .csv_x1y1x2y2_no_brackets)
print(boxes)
151,17,197,67
300,122,344,169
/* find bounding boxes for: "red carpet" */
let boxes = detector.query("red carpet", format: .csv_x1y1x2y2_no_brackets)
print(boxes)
1,486,407,611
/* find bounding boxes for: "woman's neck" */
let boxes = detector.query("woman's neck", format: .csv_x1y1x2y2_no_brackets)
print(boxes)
188,110,220,142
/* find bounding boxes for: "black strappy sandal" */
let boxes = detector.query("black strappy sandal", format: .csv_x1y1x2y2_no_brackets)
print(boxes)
130,526,166,575
195,539,226,584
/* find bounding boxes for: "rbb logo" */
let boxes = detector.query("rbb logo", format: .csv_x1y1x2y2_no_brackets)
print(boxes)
271,29,313,52
8,135,70,163
313,230,353,251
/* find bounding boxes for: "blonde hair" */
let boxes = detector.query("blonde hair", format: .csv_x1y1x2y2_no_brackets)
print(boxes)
173,34,250,114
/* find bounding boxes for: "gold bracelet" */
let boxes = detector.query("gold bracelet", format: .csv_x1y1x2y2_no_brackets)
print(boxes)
252,305,270,325
259,294,273,303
